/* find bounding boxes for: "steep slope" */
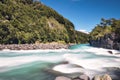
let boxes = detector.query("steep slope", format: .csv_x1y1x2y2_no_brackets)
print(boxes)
0,0,89,44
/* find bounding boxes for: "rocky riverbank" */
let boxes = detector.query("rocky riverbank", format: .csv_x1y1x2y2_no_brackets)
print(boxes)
0,43,73,50
90,33,120,50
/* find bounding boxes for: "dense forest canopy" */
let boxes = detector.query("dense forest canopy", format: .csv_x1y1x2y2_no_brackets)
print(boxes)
0,0,89,44
90,18,120,40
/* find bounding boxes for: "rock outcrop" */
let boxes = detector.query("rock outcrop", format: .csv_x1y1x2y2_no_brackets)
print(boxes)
90,33,120,50
102,74,112,80
92,74,112,80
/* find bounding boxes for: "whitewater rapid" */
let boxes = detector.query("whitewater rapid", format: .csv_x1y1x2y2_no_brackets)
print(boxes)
0,44,120,78
53,45,120,77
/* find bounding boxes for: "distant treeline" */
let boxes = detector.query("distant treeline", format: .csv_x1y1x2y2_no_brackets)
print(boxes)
90,18,120,41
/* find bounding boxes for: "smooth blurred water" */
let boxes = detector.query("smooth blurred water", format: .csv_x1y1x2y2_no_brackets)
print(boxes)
0,44,120,80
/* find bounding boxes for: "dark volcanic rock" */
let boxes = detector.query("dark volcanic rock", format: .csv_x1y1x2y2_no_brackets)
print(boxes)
105,67,120,80
90,33,120,50
108,51,113,54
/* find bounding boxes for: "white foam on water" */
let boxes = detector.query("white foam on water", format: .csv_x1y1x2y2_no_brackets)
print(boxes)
0,49,70,71
1,49,68,54
0,56,63,68
85,47,120,57
0,45,120,77
64,53,119,69
53,48,120,77
53,64,84,73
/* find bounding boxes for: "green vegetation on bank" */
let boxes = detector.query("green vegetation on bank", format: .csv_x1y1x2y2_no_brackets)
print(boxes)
90,18,120,40
0,0,89,44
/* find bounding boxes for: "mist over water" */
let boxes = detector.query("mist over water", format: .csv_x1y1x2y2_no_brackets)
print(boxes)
0,44,120,80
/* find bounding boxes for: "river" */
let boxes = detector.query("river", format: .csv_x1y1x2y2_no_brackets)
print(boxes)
0,44,120,80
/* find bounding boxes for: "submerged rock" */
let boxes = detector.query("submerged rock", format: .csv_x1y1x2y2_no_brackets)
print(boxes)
73,74,90,80
55,76,71,80
92,75,101,80
79,74,90,80
108,51,113,54
55,74,90,80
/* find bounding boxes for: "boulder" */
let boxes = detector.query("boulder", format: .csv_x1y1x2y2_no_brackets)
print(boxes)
102,74,112,80
79,74,90,80
92,74,112,80
92,75,101,80
73,74,90,80
55,76,71,80
108,51,113,54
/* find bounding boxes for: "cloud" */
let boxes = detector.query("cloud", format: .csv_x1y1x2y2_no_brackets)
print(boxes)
78,29,89,34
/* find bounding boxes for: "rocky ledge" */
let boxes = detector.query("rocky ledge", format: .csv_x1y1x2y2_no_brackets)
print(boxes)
55,74,112,80
89,33,120,50
0,43,73,50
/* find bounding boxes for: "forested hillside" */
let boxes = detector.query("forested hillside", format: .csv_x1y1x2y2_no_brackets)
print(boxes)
90,18,120,40
0,0,89,44
90,18,120,50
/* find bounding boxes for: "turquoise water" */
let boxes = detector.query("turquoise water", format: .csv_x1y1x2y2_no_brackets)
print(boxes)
0,44,120,80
